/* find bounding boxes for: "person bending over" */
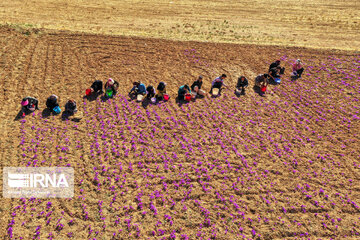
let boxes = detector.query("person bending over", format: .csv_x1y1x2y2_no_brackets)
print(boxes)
146,85,156,99
255,74,269,88
46,94,59,111
255,74,269,94
178,84,191,100
210,74,227,94
292,59,304,78
90,80,103,94
191,75,205,97
20,96,39,117
269,66,283,83
129,81,147,96
65,99,77,115
236,76,248,95
104,78,119,96
269,59,285,74
156,81,167,100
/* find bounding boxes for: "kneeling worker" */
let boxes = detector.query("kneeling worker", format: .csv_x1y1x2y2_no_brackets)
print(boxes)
178,84,191,100
191,75,205,97
236,76,248,95
20,96,39,117
210,74,227,95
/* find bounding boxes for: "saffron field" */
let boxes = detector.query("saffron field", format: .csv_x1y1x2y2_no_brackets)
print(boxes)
1,27,359,238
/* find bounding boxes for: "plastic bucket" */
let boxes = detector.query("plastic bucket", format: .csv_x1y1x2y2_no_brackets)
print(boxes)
137,94,144,102
274,78,281,84
235,88,241,95
53,106,61,114
261,86,267,93
212,88,219,96
106,89,113,98
163,94,169,101
85,88,92,96
151,97,156,104
185,93,191,101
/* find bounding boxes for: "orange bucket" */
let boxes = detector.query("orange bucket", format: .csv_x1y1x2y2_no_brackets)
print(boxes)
185,93,191,101
85,89,92,96
163,94,169,101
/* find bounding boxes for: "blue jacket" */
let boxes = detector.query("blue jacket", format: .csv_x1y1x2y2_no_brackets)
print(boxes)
131,83,146,94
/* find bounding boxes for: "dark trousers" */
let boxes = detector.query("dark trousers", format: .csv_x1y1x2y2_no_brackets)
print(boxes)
270,74,280,80
146,92,155,99
280,67,285,75
296,68,304,77
91,81,103,92
237,86,246,94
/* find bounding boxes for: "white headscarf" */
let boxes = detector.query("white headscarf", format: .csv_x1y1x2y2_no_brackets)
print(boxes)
108,78,115,85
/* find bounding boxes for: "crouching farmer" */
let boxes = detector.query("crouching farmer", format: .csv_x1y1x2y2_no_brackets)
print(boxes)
210,74,227,95
236,76,248,95
46,94,61,114
191,75,205,97
20,96,39,117
291,59,304,79
129,81,146,98
156,82,167,101
65,99,77,115
178,84,191,101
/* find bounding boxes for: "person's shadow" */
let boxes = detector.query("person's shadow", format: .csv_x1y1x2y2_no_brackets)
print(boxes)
83,91,103,102
101,92,117,102
291,75,300,81
141,98,151,109
128,93,137,102
100,95,109,102
196,95,205,100
14,110,25,121
61,111,72,120
41,108,52,118
253,85,265,97
191,94,203,102
61,110,81,122
175,96,190,107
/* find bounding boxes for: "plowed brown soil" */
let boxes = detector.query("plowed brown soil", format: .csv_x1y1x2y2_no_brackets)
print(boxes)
0,27,359,239
0,0,359,51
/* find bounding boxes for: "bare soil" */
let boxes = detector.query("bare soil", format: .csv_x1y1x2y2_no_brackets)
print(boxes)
0,0,359,50
0,27,359,239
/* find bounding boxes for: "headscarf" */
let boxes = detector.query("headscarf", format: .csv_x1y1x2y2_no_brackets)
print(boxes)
50,94,58,101
108,78,115,86
21,98,29,106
